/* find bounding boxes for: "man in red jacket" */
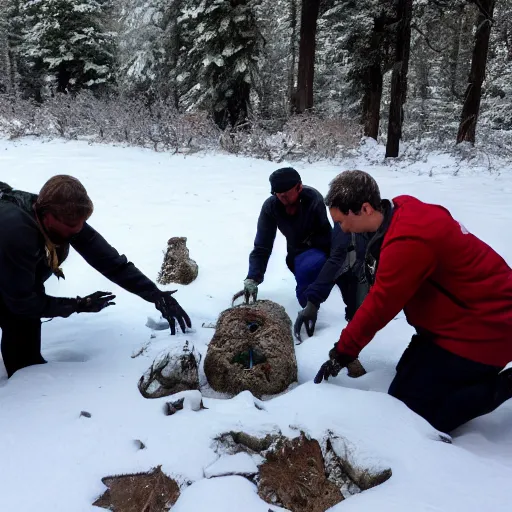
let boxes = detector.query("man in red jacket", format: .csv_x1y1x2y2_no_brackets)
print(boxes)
314,170,512,433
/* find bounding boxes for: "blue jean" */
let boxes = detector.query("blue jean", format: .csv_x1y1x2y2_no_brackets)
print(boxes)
293,249,329,308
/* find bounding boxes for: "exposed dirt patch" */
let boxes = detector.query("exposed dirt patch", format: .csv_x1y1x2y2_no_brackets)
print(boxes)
213,430,392,512
93,466,180,512
258,433,344,512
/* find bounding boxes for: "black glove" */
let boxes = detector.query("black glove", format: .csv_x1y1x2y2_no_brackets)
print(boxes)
152,290,192,335
294,301,318,342
314,345,357,383
76,291,116,313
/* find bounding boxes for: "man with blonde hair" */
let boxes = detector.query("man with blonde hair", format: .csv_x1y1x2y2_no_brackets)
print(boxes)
314,170,512,433
0,176,191,378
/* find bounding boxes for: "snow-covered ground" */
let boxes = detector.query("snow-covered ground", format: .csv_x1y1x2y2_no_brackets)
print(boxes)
1,137,511,512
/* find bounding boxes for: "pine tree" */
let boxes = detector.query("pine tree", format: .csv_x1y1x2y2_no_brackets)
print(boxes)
118,0,181,103
315,0,356,116
338,0,395,139
19,0,117,95
178,0,264,128
254,0,296,118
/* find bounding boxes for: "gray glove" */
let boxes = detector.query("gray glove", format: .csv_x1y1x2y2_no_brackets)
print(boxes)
232,278,259,306
294,301,318,342
243,279,258,304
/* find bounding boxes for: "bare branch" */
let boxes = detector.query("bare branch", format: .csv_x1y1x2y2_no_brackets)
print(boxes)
411,24,448,53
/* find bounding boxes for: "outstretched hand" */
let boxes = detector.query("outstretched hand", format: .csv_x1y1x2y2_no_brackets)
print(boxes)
232,279,259,306
76,291,116,313
294,301,318,343
153,290,192,335
313,346,357,383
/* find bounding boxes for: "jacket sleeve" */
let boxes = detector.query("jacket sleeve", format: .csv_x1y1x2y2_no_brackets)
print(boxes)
246,201,278,284
336,237,437,357
310,197,333,253
0,221,77,319
304,224,350,307
71,223,159,301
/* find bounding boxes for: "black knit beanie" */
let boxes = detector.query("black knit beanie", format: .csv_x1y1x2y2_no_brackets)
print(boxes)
269,167,302,194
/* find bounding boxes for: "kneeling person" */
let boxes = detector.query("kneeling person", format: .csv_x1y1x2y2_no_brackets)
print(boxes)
0,177,191,378
315,170,512,434
241,167,368,341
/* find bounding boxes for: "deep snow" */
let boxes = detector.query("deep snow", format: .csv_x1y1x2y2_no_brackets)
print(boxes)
0,137,511,512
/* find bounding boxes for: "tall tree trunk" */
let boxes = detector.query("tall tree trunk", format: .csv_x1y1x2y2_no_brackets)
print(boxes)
288,0,297,112
362,64,383,139
235,80,251,126
56,63,72,93
456,0,496,145
385,0,413,158
293,0,320,113
360,12,391,140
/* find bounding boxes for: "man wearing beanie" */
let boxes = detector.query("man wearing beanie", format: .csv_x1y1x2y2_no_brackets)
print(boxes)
241,167,369,341
0,177,191,378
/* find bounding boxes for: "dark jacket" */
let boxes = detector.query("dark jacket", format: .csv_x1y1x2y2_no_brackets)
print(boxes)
304,223,368,307
0,190,159,319
247,186,332,283
337,195,512,367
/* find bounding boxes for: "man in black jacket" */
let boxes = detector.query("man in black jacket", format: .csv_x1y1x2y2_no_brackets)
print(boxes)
240,168,368,342
0,176,191,378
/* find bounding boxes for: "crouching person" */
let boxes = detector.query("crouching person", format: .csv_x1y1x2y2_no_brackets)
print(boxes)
0,177,191,378
314,170,512,434
239,167,368,342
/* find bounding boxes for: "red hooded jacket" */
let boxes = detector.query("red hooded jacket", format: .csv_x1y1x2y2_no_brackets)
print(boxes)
337,195,512,367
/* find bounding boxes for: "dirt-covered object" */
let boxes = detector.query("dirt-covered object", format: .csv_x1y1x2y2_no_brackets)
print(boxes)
258,433,343,512
157,237,198,285
92,466,180,512
138,342,200,399
213,430,392,511
203,300,298,398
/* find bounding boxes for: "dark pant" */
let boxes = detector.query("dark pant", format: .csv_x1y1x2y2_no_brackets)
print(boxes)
0,299,46,378
293,249,366,319
388,334,509,433
335,271,368,321
294,249,328,307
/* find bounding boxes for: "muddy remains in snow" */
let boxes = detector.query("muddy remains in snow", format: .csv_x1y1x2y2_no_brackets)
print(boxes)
138,341,200,399
203,300,298,398
157,236,198,286
214,430,392,512
91,431,392,512
93,466,180,512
